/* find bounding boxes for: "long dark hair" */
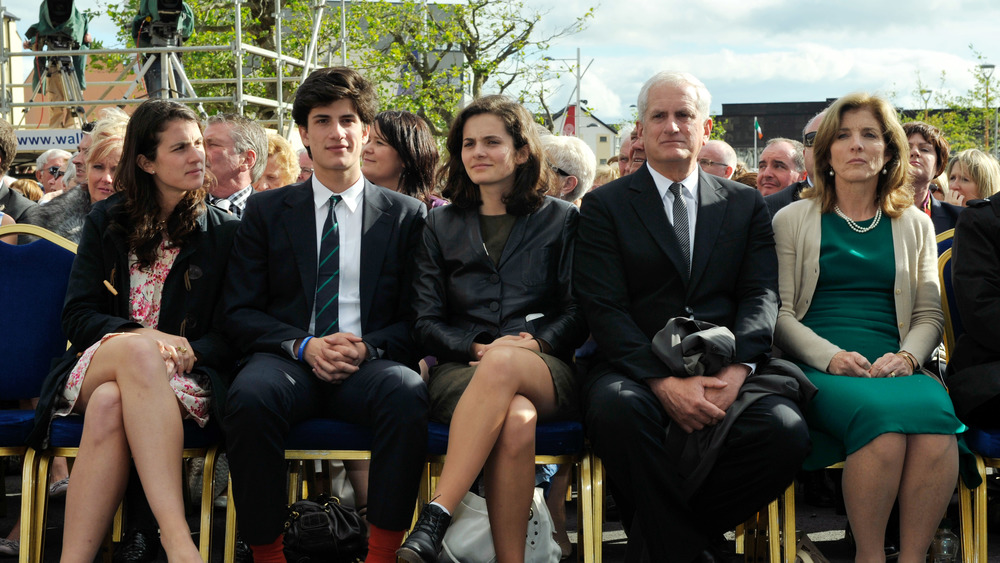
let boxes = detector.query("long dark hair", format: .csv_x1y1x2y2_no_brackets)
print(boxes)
439,95,551,215
112,99,208,269
373,111,439,207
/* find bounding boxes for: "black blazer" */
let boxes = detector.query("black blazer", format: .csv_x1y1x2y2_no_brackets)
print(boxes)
930,197,963,234
412,196,587,364
224,179,426,368
949,197,1000,374
0,183,38,222
29,194,240,448
574,167,779,385
765,180,806,219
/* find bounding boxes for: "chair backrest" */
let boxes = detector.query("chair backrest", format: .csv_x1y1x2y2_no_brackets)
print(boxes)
938,247,963,359
936,228,955,256
0,225,77,400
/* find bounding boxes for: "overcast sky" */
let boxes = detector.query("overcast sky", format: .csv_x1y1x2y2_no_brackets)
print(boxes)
15,0,1000,125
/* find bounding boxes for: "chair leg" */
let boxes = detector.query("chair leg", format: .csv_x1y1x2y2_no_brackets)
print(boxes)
18,449,37,563
199,447,219,560
975,457,988,563
767,497,780,563
959,466,977,563
782,483,796,563
591,453,604,563
578,453,596,563
225,477,238,563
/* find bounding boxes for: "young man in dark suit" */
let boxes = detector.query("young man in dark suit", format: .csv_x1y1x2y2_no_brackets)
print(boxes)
0,118,37,221
574,71,810,562
222,67,428,563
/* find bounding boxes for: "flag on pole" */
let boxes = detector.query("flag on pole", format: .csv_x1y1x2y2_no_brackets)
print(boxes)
754,117,763,139
562,105,577,136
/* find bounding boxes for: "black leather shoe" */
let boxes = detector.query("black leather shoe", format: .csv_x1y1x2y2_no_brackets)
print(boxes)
113,529,161,563
397,504,452,563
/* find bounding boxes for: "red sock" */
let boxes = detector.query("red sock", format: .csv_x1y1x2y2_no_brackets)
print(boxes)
366,524,406,563
250,534,287,563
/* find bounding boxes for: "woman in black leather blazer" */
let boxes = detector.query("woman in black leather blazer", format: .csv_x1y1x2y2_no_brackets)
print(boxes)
399,96,587,563
29,100,238,563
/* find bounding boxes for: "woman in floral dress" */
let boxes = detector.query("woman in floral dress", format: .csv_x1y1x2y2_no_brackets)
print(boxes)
28,99,240,563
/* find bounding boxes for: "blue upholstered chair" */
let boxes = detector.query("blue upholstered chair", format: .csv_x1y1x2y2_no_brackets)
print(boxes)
0,225,76,563
223,418,375,562
937,228,955,257
423,420,601,563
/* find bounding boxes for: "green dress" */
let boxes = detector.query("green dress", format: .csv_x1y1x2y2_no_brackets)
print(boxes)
794,213,966,470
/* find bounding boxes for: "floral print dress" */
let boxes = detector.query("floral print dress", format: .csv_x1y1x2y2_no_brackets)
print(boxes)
53,240,212,425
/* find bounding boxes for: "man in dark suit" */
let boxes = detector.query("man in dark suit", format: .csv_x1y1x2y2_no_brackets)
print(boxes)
574,71,810,562
222,67,428,563
0,117,37,221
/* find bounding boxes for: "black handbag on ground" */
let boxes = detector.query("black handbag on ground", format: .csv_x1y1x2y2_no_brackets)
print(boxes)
283,494,367,563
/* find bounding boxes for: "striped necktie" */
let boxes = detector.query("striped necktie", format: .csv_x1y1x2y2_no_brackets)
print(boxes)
314,194,343,336
669,182,691,273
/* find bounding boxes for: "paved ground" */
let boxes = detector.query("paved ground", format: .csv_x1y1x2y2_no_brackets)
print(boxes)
3,462,998,562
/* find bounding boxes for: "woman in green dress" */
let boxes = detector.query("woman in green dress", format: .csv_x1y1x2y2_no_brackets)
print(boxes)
773,92,962,563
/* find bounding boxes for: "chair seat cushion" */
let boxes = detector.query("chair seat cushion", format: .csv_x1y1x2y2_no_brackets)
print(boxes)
284,419,374,451
427,420,584,457
0,410,35,446
49,415,220,449
966,427,1000,458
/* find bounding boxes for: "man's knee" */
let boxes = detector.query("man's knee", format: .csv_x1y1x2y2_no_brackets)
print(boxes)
585,373,660,440
371,361,428,414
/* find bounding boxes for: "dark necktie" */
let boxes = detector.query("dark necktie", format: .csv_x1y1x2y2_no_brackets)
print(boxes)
669,182,691,272
315,194,343,336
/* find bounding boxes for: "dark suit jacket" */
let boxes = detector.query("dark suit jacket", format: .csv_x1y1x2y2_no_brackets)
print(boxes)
764,180,807,219
224,179,426,369
574,166,779,385
29,194,240,448
412,196,587,364
0,183,38,222
949,197,1000,374
930,197,963,234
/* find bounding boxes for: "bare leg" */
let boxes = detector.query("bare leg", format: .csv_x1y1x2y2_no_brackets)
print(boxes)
843,433,906,563
546,465,572,558
60,382,131,562
431,347,558,512
897,434,958,563
484,395,537,563
62,334,202,563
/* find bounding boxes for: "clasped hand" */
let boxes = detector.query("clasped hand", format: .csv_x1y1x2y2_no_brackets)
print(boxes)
649,364,748,434
827,351,912,378
132,327,195,376
469,332,540,366
304,333,367,383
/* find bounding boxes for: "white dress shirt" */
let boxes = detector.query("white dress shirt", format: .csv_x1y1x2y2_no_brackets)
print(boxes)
308,175,364,337
648,163,699,259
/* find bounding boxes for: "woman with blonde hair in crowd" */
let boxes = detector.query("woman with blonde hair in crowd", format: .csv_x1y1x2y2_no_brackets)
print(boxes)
773,92,972,563
947,148,1000,206
10,178,43,202
253,132,300,192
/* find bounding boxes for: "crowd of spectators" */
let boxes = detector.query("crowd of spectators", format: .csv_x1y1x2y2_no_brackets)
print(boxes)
2,62,999,563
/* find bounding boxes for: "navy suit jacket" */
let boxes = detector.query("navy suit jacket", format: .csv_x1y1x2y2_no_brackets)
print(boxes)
574,166,779,385
930,197,963,234
224,178,426,369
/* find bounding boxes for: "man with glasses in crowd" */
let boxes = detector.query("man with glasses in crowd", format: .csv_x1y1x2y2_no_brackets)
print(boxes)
697,139,737,179
34,148,71,194
765,110,825,217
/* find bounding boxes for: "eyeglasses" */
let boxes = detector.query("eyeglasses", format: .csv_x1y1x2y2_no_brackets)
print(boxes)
48,166,63,176
551,166,570,177
52,169,66,179
803,131,817,148
698,158,727,169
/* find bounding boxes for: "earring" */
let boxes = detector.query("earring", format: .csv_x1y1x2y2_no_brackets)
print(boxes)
881,167,888,175
828,169,834,177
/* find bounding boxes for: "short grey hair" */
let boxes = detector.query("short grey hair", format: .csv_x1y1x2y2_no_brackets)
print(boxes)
36,148,71,170
764,137,806,173
542,135,597,202
703,140,737,167
62,159,77,188
205,114,269,183
637,71,712,123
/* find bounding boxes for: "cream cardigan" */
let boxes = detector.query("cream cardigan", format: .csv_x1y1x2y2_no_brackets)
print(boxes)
772,198,944,372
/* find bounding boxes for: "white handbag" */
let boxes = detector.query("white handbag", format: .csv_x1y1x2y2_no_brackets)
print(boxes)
440,487,562,563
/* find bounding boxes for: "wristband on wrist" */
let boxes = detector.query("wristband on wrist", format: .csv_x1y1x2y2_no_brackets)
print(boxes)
297,336,314,362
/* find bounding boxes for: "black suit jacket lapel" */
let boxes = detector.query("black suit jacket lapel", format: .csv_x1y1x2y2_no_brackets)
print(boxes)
282,182,320,313
629,166,690,281
690,170,727,293
360,181,392,330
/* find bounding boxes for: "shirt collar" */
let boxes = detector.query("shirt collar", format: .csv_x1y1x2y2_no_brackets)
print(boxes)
312,174,365,213
648,164,700,205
